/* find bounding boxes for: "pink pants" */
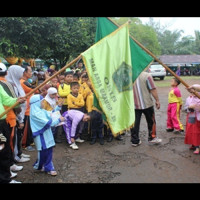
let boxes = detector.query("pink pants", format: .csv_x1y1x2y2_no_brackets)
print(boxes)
167,103,184,131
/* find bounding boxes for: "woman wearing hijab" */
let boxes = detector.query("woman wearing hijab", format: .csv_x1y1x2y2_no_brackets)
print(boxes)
5,65,30,163
30,94,65,176
42,87,64,143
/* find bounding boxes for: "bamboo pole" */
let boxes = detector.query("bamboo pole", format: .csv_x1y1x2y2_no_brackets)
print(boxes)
107,17,200,99
0,54,82,119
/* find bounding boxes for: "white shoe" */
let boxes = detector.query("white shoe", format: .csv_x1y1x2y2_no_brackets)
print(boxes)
17,157,30,163
131,140,142,147
149,137,162,144
69,143,79,150
10,164,23,172
75,137,85,143
9,180,21,183
21,153,30,158
10,171,17,178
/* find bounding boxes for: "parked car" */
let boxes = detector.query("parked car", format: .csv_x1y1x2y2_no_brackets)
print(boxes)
147,64,166,80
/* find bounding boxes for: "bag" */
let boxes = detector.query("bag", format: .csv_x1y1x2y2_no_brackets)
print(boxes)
188,112,196,124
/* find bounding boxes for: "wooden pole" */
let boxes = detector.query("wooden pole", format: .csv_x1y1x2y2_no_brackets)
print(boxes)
0,54,82,119
107,17,200,99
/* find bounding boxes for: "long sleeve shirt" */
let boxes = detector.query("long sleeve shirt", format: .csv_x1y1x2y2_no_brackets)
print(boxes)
58,83,70,105
0,85,17,120
62,110,84,139
67,93,85,110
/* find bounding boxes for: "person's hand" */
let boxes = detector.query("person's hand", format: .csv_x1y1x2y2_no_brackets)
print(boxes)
59,116,65,122
0,133,7,143
189,104,196,109
44,71,50,79
17,97,26,104
187,86,195,93
18,123,24,129
58,98,64,106
155,100,160,110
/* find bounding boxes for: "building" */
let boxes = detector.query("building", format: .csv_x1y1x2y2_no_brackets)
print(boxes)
159,55,200,75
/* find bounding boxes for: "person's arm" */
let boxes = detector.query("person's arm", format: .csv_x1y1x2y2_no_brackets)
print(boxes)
150,88,160,109
74,94,85,107
67,94,75,109
187,84,200,92
58,84,70,97
146,75,160,110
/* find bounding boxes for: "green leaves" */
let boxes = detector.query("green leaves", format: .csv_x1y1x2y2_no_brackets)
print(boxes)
0,17,96,68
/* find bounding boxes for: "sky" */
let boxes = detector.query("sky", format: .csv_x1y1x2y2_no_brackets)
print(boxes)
138,17,200,38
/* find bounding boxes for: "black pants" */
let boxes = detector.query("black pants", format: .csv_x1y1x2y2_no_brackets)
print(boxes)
22,115,33,148
90,111,104,139
0,120,12,183
131,106,156,144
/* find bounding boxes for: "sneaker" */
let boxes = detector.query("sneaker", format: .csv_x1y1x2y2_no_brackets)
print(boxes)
99,138,104,145
10,171,17,178
75,137,85,143
17,157,30,163
69,143,79,150
174,129,184,134
21,153,30,158
149,137,162,144
131,140,142,147
47,171,57,176
25,146,35,151
9,180,21,183
116,135,123,141
90,138,96,145
10,164,23,172
166,128,174,132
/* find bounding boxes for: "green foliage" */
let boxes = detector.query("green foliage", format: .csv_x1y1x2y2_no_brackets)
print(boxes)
0,17,199,68
0,17,96,69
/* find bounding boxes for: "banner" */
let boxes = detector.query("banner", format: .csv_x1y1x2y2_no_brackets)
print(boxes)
82,24,134,135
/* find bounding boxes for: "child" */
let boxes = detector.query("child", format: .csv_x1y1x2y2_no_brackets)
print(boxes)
62,110,90,149
42,87,64,143
184,92,200,154
30,94,65,176
58,74,70,114
67,82,85,112
64,71,73,86
166,78,184,134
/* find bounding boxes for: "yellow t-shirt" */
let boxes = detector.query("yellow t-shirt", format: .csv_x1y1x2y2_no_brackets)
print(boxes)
168,87,183,105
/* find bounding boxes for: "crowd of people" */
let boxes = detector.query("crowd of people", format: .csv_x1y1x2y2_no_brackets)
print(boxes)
0,60,200,183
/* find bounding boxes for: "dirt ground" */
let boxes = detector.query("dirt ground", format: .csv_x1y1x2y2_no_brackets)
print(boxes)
15,77,200,183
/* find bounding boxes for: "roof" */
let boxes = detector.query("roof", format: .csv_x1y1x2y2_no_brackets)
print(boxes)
159,55,200,66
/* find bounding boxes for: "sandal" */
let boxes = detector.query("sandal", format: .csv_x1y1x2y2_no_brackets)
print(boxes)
189,145,196,150
47,171,57,176
193,150,200,155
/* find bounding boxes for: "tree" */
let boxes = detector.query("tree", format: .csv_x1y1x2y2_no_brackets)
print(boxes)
0,17,96,69
158,29,184,54
111,17,161,55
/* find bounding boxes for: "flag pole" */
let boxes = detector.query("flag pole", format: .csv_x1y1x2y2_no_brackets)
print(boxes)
107,17,200,99
0,54,82,119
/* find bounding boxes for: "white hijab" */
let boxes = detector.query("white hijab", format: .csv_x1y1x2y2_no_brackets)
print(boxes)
44,87,57,109
6,65,25,97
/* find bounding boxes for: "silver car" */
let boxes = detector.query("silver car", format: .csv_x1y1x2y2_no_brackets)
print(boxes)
147,64,166,80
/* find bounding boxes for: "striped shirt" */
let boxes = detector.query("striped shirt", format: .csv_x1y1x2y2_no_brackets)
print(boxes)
133,72,156,109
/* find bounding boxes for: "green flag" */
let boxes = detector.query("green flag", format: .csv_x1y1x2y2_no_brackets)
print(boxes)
82,24,134,135
93,17,154,126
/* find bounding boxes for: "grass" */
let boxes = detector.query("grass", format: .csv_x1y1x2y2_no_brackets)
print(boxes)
154,76,200,87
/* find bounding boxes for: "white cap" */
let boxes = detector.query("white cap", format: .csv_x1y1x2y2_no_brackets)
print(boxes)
0,63,7,72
